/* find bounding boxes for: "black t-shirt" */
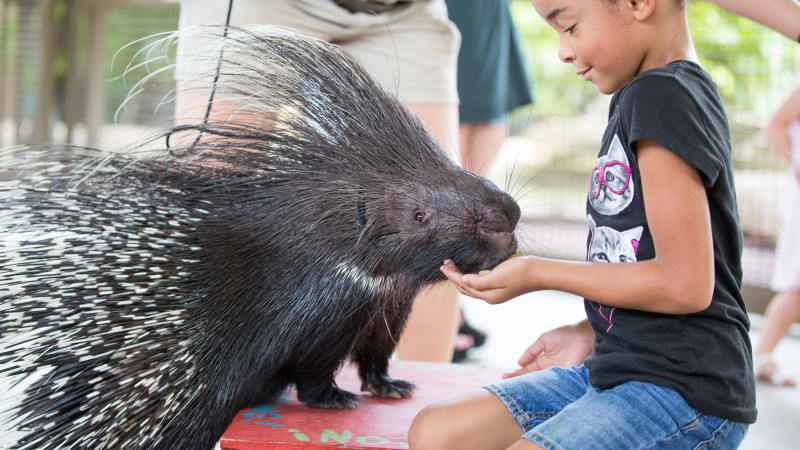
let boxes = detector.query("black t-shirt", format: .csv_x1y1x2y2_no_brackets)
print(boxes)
583,60,757,424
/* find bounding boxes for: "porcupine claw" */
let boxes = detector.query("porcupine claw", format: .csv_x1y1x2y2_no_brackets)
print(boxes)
360,375,416,399
296,380,362,409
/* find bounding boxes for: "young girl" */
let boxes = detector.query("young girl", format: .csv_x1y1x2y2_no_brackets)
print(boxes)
408,0,757,448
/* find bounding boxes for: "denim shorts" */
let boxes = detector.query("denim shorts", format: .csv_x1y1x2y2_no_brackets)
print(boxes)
486,365,748,449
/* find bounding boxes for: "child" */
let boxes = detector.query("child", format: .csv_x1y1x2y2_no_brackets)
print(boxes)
408,0,757,448
754,82,800,387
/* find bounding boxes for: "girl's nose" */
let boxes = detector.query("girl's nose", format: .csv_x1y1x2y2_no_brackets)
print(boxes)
558,38,575,64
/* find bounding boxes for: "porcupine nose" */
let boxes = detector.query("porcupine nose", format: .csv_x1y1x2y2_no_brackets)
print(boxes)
478,194,520,250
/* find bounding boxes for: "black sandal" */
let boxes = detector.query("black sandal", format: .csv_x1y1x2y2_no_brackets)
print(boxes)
452,310,488,362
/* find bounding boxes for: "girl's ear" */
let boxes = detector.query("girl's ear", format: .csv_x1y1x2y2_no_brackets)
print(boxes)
627,0,655,21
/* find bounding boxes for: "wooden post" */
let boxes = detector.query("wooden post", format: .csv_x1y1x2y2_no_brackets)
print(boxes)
62,0,81,144
0,0,9,147
33,0,56,143
85,2,107,148
14,0,35,144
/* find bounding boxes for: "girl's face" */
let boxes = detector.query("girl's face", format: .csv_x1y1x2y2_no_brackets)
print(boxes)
531,0,646,95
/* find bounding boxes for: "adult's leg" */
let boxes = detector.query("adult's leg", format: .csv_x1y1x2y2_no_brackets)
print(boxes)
393,102,461,362
459,121,507,177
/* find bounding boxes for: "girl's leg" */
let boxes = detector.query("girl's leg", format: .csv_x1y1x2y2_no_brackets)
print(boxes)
509,441,543,450
408,388,524,450
410,366,591,449
524,381,748,449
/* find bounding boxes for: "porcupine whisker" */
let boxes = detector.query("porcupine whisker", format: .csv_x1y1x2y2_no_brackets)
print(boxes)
66,152,120,191
368,13,402,98
114,65,177,124
151,84,180,115
503,104,533,196
382,313,397,347
507,158,561,201
115,52,185,116
512,115,535,195
112,31,176,79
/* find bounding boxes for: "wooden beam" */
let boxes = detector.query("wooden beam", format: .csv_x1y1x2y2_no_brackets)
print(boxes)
33,0,56,143
85,3,107,148
62,0,81,143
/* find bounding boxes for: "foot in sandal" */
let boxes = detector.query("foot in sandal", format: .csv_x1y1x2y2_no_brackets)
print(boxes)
754,353,797,387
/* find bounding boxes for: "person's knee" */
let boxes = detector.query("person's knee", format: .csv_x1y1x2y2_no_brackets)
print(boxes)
410,388,522,449
408,403,454,449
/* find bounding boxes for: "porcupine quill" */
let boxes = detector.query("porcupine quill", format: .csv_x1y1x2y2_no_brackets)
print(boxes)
0,26,520,449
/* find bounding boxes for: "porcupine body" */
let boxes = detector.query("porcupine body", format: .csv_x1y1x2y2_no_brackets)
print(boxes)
0,27,520,449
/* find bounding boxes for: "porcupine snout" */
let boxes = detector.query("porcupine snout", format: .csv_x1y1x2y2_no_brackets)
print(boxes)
476,191,520,255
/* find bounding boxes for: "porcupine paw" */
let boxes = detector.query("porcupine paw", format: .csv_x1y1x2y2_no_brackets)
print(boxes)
361,375,416,399
297,384,361,409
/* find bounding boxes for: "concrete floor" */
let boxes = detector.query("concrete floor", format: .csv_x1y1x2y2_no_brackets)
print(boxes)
460,290,800,449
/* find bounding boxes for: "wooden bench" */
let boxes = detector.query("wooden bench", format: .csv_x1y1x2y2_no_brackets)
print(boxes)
220,361,505,449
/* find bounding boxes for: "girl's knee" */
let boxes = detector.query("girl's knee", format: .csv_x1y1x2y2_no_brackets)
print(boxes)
409,389,519,449
408,404,451,449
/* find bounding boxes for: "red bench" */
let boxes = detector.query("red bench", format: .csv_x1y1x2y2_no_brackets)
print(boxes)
220,361,505,449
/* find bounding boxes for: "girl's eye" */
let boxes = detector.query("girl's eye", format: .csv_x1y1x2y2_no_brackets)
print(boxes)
565,25,576,34
414,211,426,223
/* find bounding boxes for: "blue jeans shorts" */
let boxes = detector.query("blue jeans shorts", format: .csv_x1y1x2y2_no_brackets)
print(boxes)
486,365,748,449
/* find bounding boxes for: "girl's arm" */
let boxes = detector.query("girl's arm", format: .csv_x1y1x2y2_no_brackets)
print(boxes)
442,138,714,315
709,0,800,41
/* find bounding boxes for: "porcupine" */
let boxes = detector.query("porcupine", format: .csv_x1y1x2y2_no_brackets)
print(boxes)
0,27,520,449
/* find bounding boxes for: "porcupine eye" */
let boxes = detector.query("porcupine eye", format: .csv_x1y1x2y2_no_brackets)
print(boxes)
413,208,435,228
411,205,437,228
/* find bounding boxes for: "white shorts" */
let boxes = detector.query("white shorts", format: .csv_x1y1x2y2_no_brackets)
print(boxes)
175,0,460,104
770,121,800,292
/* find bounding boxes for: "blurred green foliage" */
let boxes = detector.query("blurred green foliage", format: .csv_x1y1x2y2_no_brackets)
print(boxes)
510,0,800,118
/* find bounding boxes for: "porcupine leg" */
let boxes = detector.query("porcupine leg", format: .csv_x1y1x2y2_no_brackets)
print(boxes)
295,376,361,409
356,351,416,399
352,307,416,399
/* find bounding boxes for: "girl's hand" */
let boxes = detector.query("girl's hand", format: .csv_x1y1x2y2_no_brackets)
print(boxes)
439,257,536,305
503,320,594,379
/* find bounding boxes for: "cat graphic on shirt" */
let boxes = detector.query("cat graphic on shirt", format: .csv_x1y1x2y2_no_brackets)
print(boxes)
587,215,643,264
589,134,634,216
587,215,643,332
